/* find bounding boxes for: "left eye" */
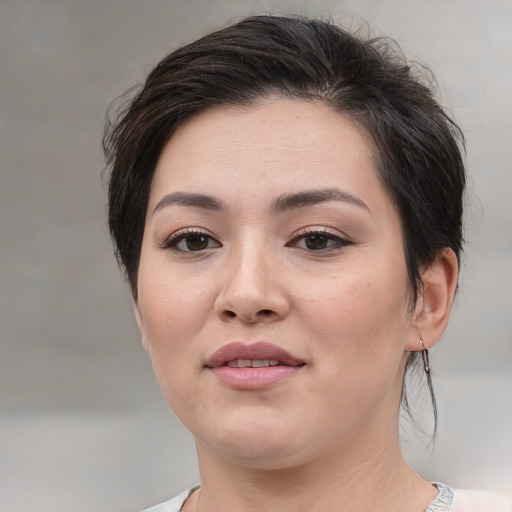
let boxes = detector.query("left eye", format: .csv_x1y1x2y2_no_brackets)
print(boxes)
288,231,348,251
178,234,213,251
162,231,221,252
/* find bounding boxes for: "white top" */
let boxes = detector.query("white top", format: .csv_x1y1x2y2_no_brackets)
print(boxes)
141,482,512,512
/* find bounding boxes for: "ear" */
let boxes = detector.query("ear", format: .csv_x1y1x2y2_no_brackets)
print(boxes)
406,248,459,351
133,301,150,353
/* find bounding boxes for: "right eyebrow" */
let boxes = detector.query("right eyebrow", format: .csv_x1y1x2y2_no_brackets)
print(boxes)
152,192,226,215
271,188,370,213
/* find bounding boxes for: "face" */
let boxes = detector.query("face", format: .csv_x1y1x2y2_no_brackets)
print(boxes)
135,98,418,469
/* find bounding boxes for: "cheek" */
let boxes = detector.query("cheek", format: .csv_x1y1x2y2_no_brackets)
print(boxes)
296,272,410,426
296,261,411,368
138,292,204,416
136,258,215,393
138,253,213,341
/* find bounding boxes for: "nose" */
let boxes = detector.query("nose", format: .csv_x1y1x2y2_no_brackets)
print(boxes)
213,242,290,324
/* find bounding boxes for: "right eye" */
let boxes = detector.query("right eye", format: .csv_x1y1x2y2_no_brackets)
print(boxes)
162,229,221,253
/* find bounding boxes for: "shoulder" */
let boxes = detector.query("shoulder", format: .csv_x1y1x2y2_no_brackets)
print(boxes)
140,487,199,512
451,489,512,512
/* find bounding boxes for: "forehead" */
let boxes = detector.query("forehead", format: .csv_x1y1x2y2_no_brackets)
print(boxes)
149,98,384,209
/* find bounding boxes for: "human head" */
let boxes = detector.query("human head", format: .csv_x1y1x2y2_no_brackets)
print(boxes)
103,14,465,423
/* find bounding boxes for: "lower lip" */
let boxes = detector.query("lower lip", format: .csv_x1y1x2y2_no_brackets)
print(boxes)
210,366,302,390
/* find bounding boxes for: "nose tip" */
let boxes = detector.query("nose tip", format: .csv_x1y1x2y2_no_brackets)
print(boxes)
213,240,291,324
218,306,284,324
214,259,290,324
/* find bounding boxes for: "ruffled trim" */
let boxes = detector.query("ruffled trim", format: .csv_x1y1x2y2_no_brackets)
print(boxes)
425,482,455,512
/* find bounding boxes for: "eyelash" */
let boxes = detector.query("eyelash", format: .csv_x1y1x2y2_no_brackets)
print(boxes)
160,227,351,254
287,228,351,252
159,228,221,253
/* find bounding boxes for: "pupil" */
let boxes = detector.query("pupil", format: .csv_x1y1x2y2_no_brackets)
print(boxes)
186,235,208,251
306,235,328,250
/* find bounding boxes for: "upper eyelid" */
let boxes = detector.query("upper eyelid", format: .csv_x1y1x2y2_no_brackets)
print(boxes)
166,227,215,239
158,228,220,249
290,226,347,239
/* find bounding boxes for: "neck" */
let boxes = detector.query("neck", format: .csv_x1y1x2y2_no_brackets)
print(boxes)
189,425,436,512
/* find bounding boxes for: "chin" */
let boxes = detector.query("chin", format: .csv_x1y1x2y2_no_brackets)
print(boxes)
195,416,313,469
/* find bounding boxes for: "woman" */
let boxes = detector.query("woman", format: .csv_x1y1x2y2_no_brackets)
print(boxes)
103,15,510,512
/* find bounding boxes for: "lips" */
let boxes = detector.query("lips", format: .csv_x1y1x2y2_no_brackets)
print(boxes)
205,341,304,368
205,342,305,390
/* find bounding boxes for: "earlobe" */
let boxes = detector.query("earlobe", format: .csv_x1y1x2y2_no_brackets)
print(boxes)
133,301,150,353
406,248,459,351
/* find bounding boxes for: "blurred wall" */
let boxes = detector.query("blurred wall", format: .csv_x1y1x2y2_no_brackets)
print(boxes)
1,1,511,511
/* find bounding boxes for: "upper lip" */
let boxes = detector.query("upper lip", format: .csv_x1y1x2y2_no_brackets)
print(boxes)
205,342,304,368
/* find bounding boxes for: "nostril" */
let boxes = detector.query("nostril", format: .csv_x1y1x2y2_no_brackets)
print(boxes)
224,310,237,319
260,309,273,316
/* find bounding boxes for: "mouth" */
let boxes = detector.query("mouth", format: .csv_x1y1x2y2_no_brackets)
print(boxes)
205,342,305,390
225,359,282,367
205,341,305,368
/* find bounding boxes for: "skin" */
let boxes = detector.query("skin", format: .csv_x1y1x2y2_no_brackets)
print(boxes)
135,98,459,512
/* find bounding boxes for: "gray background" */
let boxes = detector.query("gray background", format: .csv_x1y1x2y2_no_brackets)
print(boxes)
1,1,511,511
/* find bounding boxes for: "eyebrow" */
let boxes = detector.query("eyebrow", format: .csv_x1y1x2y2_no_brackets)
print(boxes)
152,188,369,216
271,188,369,212
153,192,226,215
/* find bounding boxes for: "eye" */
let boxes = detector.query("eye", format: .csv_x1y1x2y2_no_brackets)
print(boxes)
288,229,350,252
161,229,221,253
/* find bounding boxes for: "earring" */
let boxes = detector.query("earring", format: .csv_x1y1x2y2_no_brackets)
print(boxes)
419,338,430,375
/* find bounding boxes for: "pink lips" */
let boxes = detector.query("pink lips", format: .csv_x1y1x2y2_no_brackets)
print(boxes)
205,342,304,390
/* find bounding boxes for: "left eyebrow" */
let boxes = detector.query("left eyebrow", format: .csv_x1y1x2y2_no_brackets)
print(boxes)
152,192,226,215
271,188,370,212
